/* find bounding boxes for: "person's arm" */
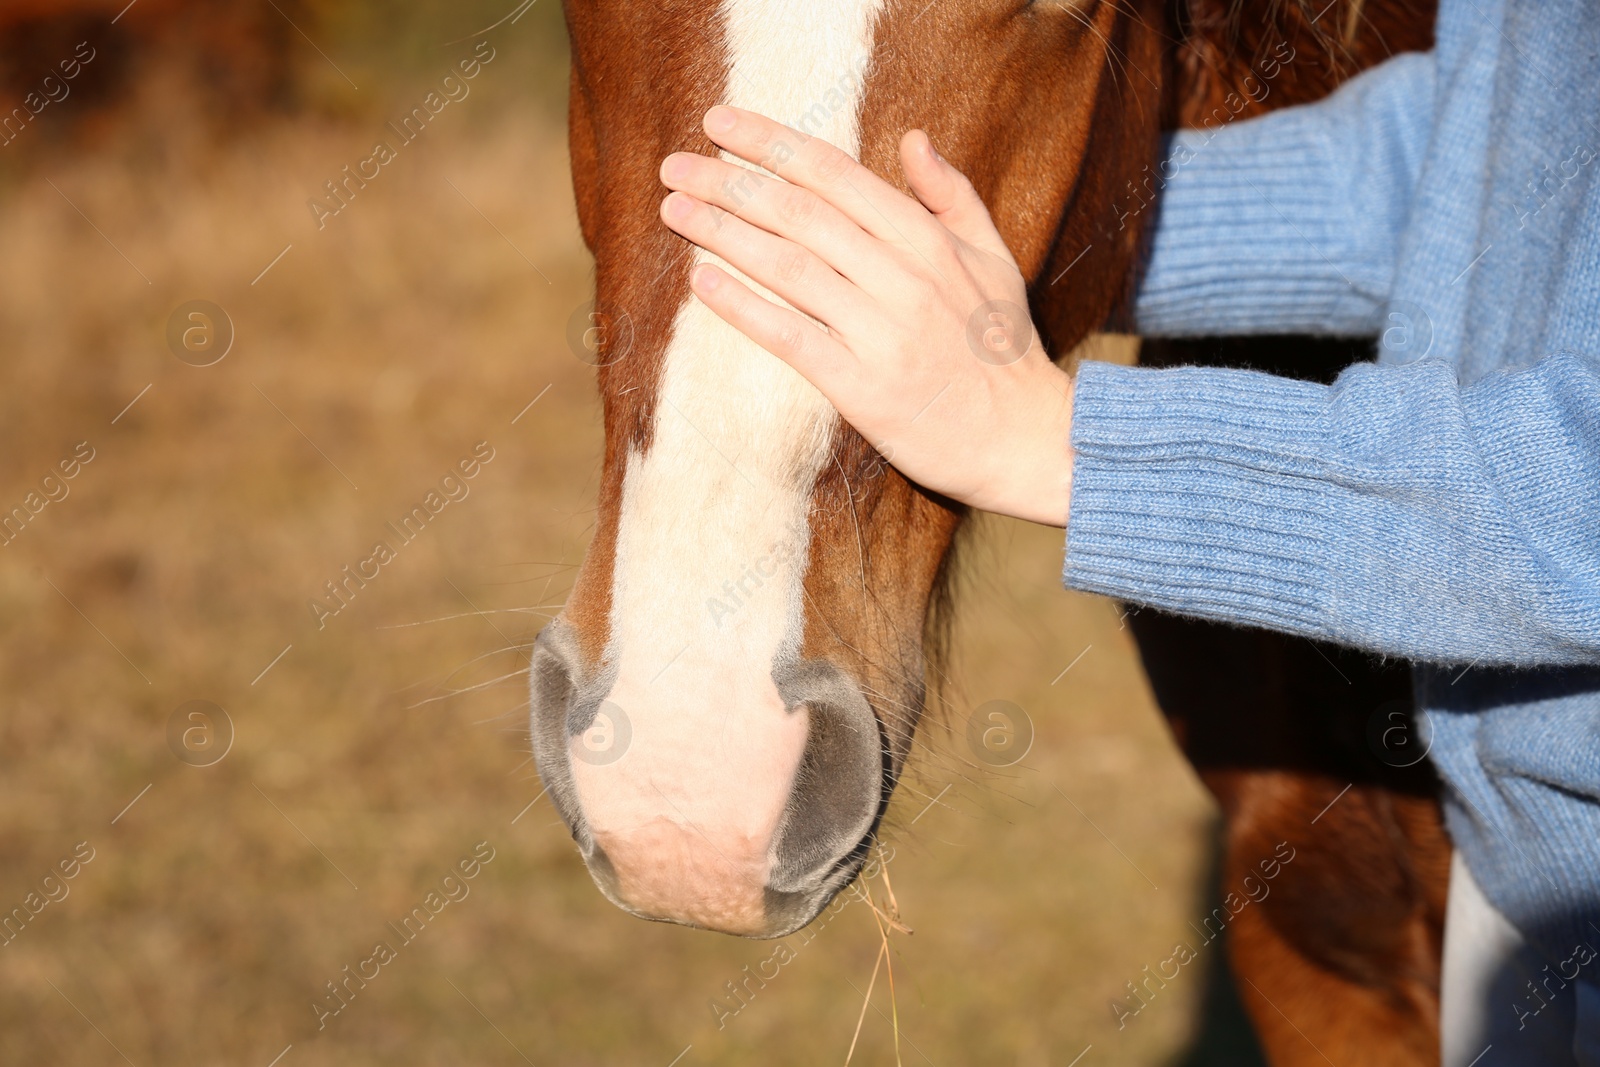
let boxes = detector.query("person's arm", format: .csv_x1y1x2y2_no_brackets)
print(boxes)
1133,51,1436,338
1066,351,1600,667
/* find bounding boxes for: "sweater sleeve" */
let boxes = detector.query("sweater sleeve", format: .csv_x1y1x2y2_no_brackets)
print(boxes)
1132,51,1437,338
1063,352,1600,667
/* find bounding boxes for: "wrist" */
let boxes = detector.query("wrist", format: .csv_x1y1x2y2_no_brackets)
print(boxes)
986,359,1075,527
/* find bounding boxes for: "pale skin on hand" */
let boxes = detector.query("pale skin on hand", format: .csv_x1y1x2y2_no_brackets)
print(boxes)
657,105,1076,528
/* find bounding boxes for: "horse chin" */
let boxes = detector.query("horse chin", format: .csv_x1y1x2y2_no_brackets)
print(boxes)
528,617,892,939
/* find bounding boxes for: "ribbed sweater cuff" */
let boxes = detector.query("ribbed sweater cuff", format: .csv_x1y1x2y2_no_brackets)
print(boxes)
1064,359,1338,636
1133,119,1388,337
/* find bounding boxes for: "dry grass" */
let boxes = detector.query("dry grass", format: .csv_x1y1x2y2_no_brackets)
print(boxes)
0,21,1233,1067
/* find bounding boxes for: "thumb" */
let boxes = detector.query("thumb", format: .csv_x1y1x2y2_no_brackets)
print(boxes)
900,129,1016,265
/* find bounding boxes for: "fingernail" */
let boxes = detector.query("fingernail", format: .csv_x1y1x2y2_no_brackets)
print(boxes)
661,153,690,183
663,192,693,222
927,136,944,163
693,264,721,291
706,106,737,134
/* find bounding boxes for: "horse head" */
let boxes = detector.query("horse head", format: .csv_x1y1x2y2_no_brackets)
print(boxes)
536,0,1161,937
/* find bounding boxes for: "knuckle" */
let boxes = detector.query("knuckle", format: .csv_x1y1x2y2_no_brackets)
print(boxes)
720,283,749,318
810,145,854,184
774,321,808,356
906,276,940,312
759,133,801,173
911,291,945,329
748,120,775,152
776,187,818,229
774,247,809,285
928,237,962,274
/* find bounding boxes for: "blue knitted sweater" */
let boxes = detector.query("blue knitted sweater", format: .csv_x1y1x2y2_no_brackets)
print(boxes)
1065,0,1600,970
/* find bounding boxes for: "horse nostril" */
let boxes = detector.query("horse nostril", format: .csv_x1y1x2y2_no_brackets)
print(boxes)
763,659,887,935
529,619,609,850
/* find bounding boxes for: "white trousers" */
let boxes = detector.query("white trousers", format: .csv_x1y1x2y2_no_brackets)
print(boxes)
1441,850,1600,1066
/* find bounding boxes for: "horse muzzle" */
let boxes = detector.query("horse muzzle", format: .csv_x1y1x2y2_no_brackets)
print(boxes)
529,618,887,937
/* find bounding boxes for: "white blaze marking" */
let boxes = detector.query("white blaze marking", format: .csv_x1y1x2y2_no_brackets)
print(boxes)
569,0,886,927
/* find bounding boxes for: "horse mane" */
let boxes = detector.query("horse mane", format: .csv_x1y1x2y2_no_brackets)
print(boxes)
1167,0,1436,123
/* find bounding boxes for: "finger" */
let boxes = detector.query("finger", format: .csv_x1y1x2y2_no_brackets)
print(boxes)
659,151,899,292
703,106,934,250
661,190,874,336
689,262,858,391
899,130,1017,266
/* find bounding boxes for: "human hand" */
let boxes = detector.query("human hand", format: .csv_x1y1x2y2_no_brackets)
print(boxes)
658,106,1075,527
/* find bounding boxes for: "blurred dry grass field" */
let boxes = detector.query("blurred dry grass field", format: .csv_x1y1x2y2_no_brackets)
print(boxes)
0,7,1248,1065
